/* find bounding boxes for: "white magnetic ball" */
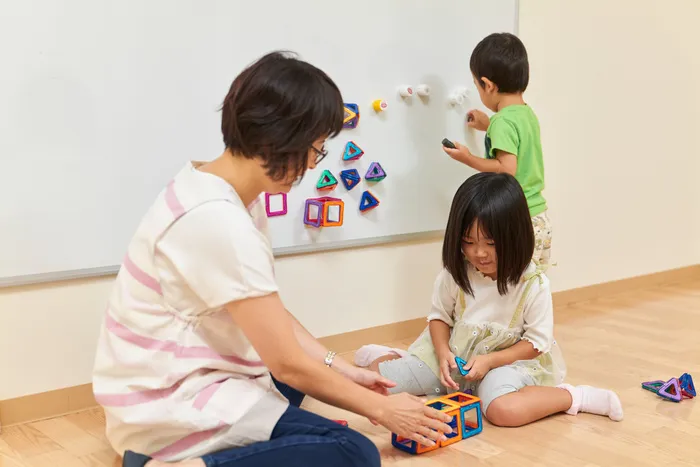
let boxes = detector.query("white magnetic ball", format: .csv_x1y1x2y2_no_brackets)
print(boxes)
415,84,431,97
398,85,414,98
449,94,465,105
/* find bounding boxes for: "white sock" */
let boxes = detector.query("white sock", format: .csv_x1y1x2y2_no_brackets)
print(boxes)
558,384,624,421
353,344,409,367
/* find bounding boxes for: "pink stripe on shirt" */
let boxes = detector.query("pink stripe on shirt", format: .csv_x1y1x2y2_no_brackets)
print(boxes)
165,180,186,219
122,255,163,296
95,380,183,407
151,423,228,460
105,314,265,367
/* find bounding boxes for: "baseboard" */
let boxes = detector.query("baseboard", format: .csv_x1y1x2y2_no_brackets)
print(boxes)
2,264,698,428
0,383,96,428
551,264,700,308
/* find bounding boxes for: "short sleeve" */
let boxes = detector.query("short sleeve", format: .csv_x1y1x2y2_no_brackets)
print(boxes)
156,201,278,309
487,116,519,158
247,194,270,241
521,276,554,353
426,269,459,327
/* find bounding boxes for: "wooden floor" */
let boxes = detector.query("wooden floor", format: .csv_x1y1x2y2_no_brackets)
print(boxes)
1,280,699,466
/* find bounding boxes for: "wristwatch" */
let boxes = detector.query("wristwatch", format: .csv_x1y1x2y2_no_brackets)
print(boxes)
324,350,337,367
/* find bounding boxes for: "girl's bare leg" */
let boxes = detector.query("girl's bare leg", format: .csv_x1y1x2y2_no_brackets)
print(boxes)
485,385,623,427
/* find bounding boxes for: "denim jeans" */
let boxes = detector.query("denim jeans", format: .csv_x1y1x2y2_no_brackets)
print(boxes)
199,378,381,467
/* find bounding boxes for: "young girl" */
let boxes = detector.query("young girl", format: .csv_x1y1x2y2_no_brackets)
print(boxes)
356,173,623,427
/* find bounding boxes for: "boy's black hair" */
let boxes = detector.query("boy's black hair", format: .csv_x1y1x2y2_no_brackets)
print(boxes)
442,173,534,296
221,51,344,182
470,33,529,94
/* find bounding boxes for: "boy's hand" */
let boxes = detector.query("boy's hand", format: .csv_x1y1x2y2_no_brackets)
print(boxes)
466,109,490,131
463,355,493,382
442,141,473,164
438,350,460,390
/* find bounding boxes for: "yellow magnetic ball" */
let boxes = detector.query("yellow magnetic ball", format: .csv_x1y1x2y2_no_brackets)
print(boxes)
372,99,388,112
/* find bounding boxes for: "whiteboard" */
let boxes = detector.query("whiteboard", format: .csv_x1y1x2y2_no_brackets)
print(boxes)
0,0,518,286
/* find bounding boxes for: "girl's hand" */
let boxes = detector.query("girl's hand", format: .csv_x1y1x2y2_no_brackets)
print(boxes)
376,393,454,447
442,141,473,164
463,355,493,382
466,109,490,131
438,350,460,390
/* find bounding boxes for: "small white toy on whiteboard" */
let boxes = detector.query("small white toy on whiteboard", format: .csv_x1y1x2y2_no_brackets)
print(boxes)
397,85,414,98
415,84,431,97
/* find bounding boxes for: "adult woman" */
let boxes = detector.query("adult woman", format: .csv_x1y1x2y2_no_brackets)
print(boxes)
93,51,452,467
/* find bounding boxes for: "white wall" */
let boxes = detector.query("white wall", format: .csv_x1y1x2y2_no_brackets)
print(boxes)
520,0,700,290
2,0,699,401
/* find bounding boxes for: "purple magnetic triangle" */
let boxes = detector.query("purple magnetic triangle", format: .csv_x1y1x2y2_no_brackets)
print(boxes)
680,373,696,397
658,378,682,402
365,162,386,178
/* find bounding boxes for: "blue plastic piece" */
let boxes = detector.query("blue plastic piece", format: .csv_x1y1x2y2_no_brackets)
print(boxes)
460,402,483,439
680,373,696,397
455,356,469,376
340,169,361,190
359,190,379,212
391,433,417,454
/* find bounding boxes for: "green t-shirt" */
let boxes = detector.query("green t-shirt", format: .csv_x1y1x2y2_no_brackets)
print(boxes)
485,105,547,217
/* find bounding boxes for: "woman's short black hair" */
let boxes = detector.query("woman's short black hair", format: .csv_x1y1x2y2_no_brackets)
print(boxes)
442,172,534,296
221,51,344,182
470,32,529,94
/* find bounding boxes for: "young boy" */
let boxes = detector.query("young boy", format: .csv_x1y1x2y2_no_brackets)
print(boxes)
443,33,552,266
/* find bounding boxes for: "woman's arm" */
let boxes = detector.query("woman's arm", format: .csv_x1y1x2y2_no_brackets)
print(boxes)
227,293,453,443
287,310,356,377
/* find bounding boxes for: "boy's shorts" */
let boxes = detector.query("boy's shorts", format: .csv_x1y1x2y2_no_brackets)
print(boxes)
531,211,552,266
378,356,536,414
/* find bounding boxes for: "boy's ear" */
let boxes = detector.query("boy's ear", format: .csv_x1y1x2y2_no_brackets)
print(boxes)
481,77,498,94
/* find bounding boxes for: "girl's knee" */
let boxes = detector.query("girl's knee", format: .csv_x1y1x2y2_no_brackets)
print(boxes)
485,395,525,427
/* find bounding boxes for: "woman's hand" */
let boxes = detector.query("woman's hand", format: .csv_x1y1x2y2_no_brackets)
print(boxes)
346,367,396,396
463,355,493,381
437,350,460,390
376,393,454,447
466,109,490,131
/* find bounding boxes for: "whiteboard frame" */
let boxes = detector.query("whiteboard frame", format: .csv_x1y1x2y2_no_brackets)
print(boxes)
0,2,518,288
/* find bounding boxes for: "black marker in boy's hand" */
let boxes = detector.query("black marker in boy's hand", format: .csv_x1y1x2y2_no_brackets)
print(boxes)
441,138,456,149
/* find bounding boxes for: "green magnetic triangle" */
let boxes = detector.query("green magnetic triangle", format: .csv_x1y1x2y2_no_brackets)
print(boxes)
316,169,338,189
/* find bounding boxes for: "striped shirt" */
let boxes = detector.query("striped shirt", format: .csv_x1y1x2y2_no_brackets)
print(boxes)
93,162,288,461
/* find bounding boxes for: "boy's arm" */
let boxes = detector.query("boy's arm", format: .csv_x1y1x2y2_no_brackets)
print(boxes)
443,143,517,176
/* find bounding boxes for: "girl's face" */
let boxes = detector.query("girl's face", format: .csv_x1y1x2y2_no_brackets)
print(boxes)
462,220,497,279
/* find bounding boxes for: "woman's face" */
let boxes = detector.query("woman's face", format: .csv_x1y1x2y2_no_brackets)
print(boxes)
268,136,328,194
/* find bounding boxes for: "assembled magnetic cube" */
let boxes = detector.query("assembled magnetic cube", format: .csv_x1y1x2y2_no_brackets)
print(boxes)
304,197,344,228
391,392,483,455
